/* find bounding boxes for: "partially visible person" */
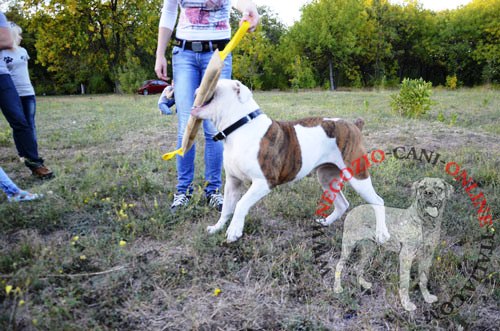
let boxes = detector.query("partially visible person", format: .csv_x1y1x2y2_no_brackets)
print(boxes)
155,0,259,212
0,166,42,202
0,15,53,179
158,84,175,115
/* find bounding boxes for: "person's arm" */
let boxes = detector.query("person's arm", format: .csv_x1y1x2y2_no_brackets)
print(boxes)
155,27,173,80
235,0,259,31
0,13,13,50
155,0,177,80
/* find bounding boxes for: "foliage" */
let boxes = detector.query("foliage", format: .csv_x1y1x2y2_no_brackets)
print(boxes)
445,75,458,90
231,5,289,90
3,0,500,92
288,55,317,90
17,0,161,94
391,77,433,118
117,52,151,93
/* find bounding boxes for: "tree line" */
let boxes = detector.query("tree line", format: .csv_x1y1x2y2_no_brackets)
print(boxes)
4,0,499,94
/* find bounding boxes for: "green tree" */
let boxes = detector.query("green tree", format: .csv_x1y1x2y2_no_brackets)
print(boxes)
21,0,161,94
288,0,368,89
231,6,289,90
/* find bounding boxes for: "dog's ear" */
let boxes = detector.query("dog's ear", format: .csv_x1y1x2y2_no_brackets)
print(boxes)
445,181,454,198
411,179,423,199
233,80,252,104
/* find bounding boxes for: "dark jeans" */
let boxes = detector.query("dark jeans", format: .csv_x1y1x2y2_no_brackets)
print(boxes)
0,74,42,164
20,95,37,141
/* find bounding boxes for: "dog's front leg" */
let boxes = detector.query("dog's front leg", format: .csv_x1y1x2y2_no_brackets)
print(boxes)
418,251,438,304
226,179,271,243
399,246,417,311
207,175,243,234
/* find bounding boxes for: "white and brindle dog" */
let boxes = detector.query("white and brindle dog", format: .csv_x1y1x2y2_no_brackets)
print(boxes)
191,79,390,243
333,177,453,311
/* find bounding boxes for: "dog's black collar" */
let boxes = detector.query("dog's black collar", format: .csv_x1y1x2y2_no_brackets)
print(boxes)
213,109,263,141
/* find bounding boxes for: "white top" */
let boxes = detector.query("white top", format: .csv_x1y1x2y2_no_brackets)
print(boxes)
2,46,35,96
159,0,237,41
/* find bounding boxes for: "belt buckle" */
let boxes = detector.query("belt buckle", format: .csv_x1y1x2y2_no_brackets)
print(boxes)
191,41,203,52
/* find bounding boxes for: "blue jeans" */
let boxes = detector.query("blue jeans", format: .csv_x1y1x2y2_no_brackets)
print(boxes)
0,166,20,197
20,95,37,142
159,98,175,115
0,75,42,164
172,45,232,195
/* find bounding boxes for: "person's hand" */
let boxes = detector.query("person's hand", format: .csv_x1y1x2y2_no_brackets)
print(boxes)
240,7,259,32
155,56,169,80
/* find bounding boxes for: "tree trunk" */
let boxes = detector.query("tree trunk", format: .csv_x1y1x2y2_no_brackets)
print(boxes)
329,59,335,91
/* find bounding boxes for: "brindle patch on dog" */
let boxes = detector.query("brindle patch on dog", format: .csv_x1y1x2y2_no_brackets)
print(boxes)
258,117,368,187
258,120,303,187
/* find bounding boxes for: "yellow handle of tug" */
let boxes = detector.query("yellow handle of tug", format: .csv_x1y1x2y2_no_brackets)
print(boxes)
220,21,250,60
161,21,251,161
162,147,183,160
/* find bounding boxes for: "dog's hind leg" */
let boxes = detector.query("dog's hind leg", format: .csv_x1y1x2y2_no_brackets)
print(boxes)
207,175,243,234
355,240,376,290
333,238,356,294
349,176,390,244
316,165,349,226
226,179,271,243
318,191,349,226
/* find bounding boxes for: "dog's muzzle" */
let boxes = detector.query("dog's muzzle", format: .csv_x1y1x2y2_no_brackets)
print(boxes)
419,189,443,218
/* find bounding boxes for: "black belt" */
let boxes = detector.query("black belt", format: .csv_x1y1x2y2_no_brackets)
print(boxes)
173,39,229,52
213,109,263,141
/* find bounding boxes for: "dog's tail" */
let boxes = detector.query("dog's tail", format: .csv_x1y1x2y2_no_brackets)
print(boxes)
354,117,364,131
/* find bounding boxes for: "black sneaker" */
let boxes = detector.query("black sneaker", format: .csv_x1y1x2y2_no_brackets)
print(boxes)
170,193,191,212
207,192,223,212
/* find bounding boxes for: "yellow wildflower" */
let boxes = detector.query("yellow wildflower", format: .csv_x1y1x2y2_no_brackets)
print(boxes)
213,288,221,296
5,285,12,295
118,209,128,220
119,240,127,247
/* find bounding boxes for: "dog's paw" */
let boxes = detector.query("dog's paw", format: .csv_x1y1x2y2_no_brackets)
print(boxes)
315,218,330,226
358,276,372,290
423,293,438,304
226,227,243,243
402,301,417,312
375,228,390,244
333,284,343,294
207,224,222,234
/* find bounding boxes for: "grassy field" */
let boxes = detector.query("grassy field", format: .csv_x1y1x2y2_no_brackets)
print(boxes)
0,87,499,330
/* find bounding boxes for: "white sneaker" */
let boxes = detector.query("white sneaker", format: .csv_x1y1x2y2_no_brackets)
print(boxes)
170,193,191,212
207,192,223,212
8,190,43,203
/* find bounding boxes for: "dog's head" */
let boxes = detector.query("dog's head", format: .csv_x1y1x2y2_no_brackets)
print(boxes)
191,79,258,125
412,177,453,220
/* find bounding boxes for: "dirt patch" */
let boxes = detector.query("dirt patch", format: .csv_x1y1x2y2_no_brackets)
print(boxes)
364,121,500,154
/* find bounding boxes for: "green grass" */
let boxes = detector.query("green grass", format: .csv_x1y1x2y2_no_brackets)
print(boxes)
0,88,499,330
